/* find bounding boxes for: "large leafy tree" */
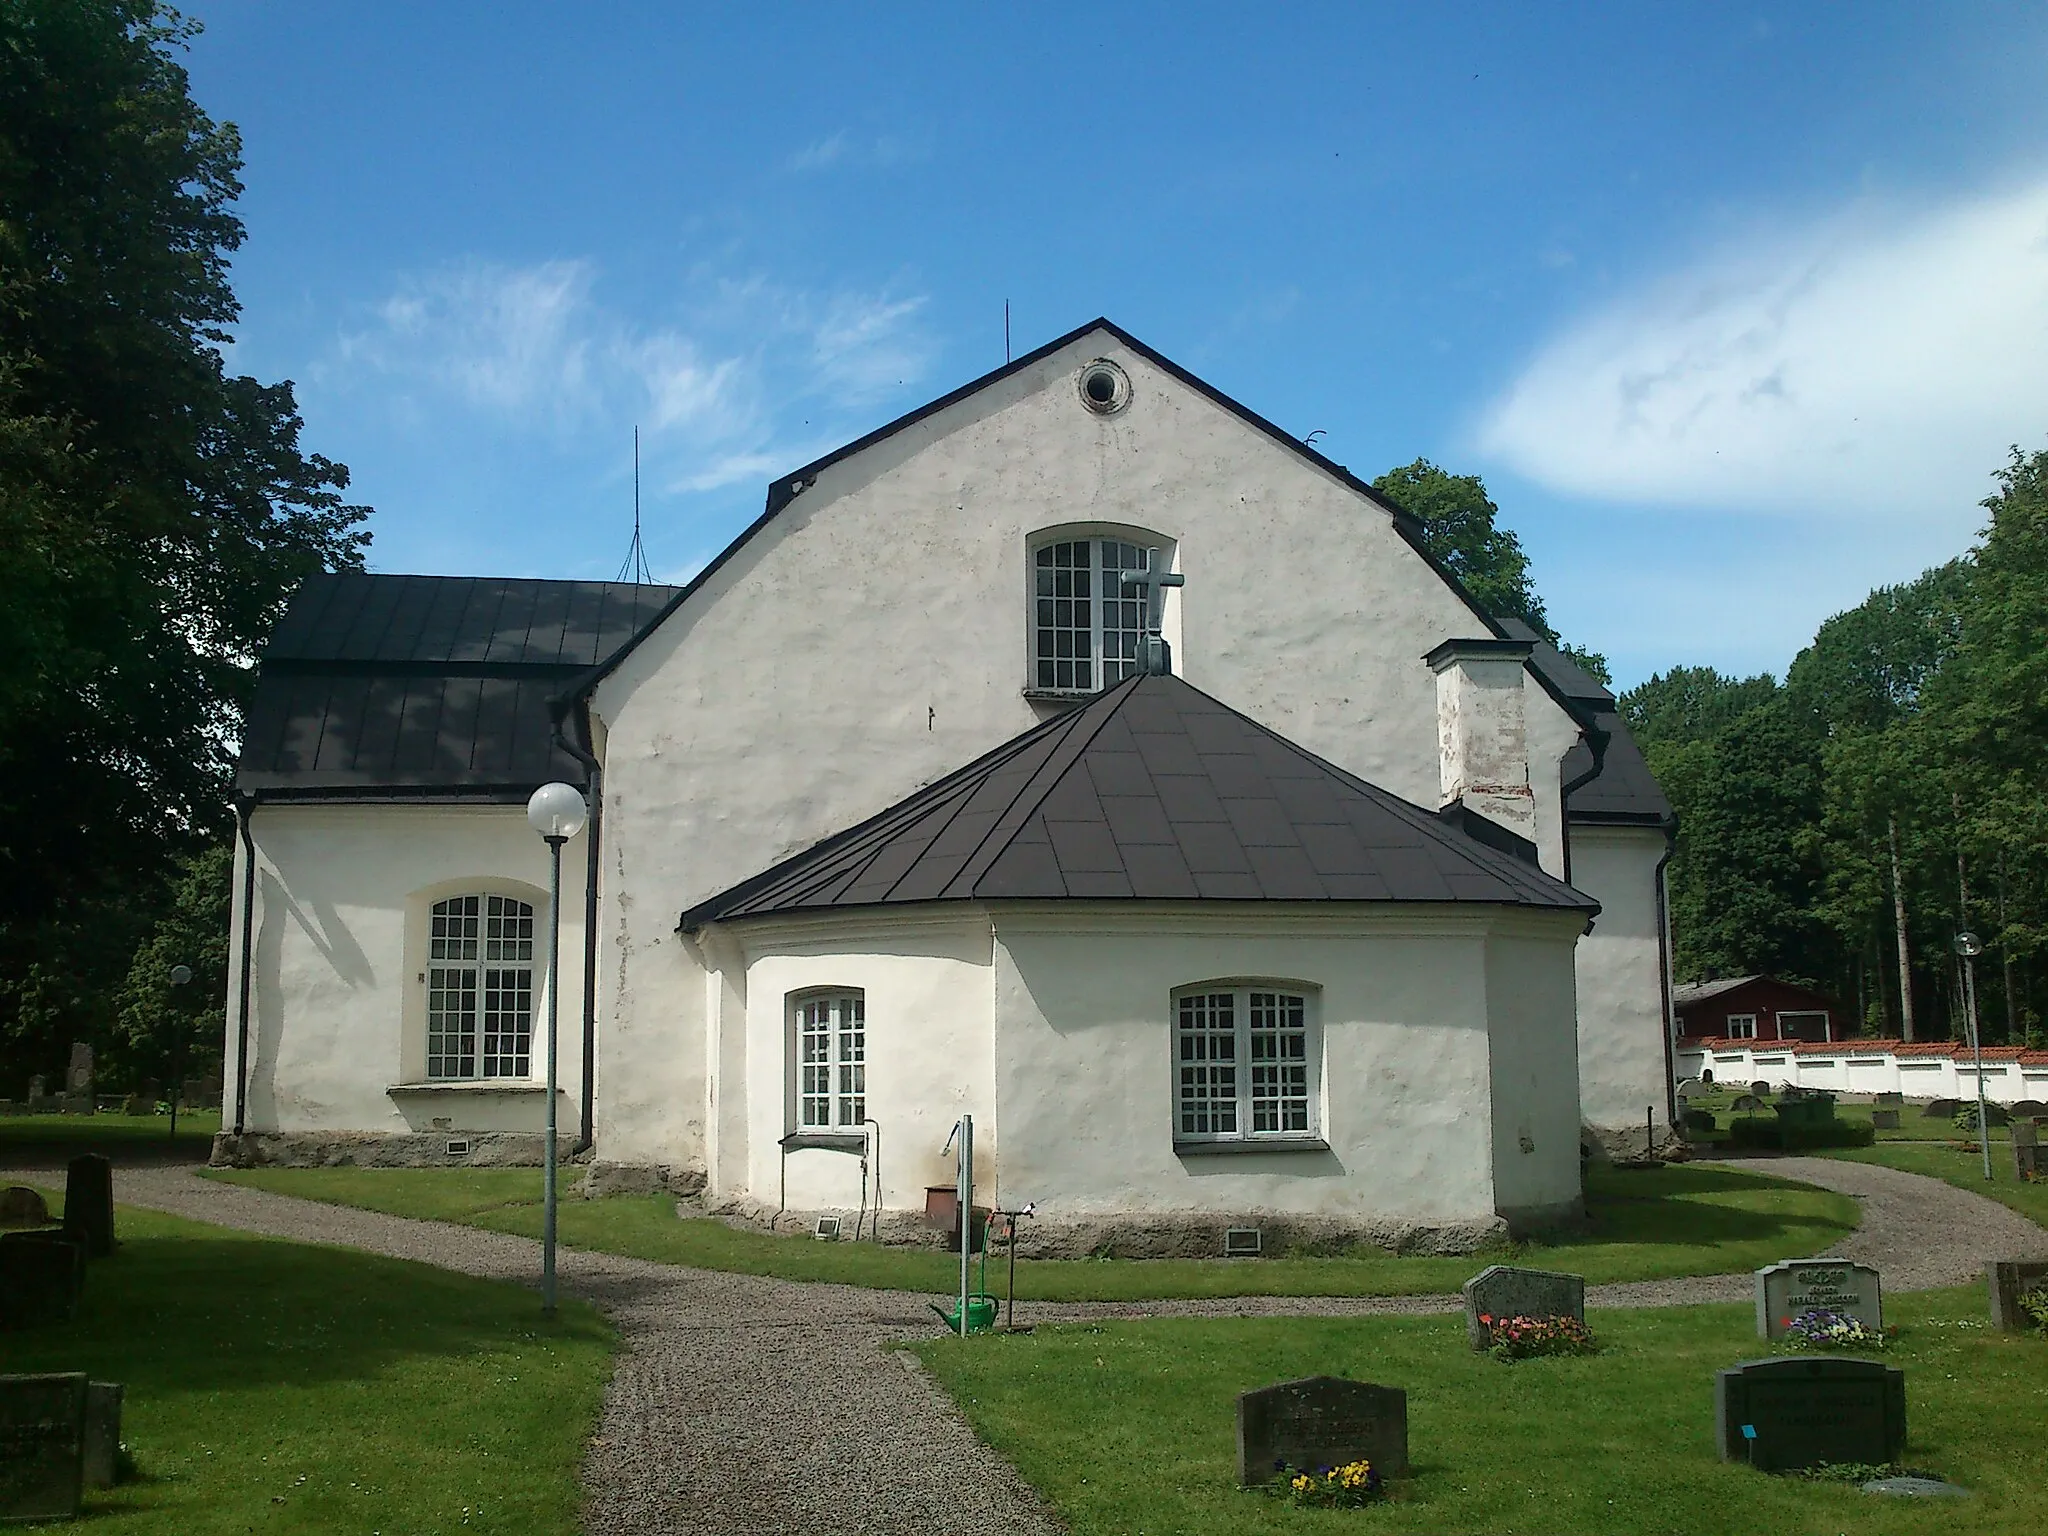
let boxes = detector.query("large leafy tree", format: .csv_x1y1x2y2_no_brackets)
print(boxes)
1372,458,1609,682
0,1,369,1087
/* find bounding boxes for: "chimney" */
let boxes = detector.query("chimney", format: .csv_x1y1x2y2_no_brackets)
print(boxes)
1425,639,1536,845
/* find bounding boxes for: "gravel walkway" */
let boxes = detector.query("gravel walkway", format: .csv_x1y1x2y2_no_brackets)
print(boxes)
17,1154,2048,1533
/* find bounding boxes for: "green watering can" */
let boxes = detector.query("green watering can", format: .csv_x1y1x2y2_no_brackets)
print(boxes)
930,1293,1000,1334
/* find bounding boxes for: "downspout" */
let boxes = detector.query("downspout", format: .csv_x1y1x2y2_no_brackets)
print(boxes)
1653,824,1678,1129
551,702,603,1156
232,794,258,1137
1557,716,1610,887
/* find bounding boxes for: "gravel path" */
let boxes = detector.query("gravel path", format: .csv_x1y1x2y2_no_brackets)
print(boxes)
16,1154,2048,1533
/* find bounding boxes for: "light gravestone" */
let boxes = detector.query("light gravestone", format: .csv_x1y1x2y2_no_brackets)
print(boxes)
1986,1260,2048,1331
1755,1259,1882,1340
1715,1357,1905,1473
1236,1376,1407,1484
1462,1264,1585,1350
64,1043,92,1096
0,1372,88,1522
62,1155,114,1260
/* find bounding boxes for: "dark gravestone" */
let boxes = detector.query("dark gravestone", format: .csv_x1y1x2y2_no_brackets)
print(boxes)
1715,1357,1905,1472
0,1186,50,1227
1750,1080,1771,1097
1870,1109,1901,1131
1462,1264,1586,1350
0,1372,87,1522
81,1382,123,1490
1874,1091,1903,1107
0,1232,85,1329
1236,1376,1407,1484
62,1156,113,1259
1986,1260,2048,1331
1755,1259,1882,1340
1922,1097,1961,1118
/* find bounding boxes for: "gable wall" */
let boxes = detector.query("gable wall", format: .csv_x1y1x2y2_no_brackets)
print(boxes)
589,330,1583,1166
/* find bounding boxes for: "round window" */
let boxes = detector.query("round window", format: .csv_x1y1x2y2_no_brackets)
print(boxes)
1077,359,1131,415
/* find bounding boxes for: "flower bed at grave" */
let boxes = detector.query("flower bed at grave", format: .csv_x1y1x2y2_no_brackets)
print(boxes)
1780,1306,1895,1350
1479,1312,1598,1361
1271,1458,1386,1507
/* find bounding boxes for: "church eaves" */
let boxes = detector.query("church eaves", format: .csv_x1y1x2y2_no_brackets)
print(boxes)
679,673,1599,931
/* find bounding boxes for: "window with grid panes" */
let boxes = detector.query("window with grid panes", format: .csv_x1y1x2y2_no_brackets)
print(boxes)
1032,537,1151,691
795,992,866,1129
1173,985,1317,1143
427,895,535,1079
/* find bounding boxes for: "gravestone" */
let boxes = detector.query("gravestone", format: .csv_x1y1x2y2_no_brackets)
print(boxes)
81,1382,123,1490
1922,1097,1961,1118
1871,1109,1900,1130
2015,1123,2045,1180
121,1094,149,1117
1715,1357,1905,1472
0,1372,88,1522
1874,1091,1903,1107
1986,1259,2048,1331
64,1043,92,1095
0,1187,50,1227
26,1075,46,1104
1731,1094,1765,1112
1462,1264,1586,1350
1755,1259,1882,1340
62,1156,114,1259
1236,1376,1407,1484
0,1233,84,1329
1749,1080,1771,1097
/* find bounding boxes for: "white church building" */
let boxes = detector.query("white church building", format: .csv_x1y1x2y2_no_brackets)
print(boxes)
219,319,1675,1254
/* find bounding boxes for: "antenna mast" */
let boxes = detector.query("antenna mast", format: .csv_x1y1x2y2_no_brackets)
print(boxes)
616,426,653,585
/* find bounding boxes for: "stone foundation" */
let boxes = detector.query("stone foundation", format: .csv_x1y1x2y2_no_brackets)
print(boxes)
701,1195,1512,1258
577,1161,707,1199
1582,1121,1684,1163
209,1131,584,1169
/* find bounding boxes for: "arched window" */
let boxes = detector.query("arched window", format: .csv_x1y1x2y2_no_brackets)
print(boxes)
427,895,535,1079
792,990,866,1129
1173,983,1319,1144
1031,537,1156,692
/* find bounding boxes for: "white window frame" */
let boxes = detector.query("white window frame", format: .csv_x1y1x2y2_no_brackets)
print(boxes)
1724,1013,1757,1040
1172,983,1320,1145
1776,1010,1831,1043
1030,535,1159,693
791,990,867,1131
426,894,536,1080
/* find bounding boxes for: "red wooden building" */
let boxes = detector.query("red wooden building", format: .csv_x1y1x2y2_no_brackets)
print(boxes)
1672,975,1839,1043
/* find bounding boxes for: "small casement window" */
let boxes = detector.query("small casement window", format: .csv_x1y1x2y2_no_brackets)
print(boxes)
795,991,866,1129
1174,985,1318,1143
1776,1010,1830,1043
427,895,535,1079
1725,1013,1757,1040
1032,537,1155,692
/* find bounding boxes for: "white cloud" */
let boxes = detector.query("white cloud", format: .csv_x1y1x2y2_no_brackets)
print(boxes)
786,127,929,174
1479,178,2048,523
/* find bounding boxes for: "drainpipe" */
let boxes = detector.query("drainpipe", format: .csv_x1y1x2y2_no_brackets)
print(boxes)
1653,824,1678,1130
550,703,603,1156
232,794,258,1138
1557,716,1610,887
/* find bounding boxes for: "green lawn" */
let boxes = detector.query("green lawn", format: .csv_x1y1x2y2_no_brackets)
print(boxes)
0,1108,220,1154
914,1286,2046,1535
6,1190,611,1534
206,1161,1860,1301
1681,1086,2009,1144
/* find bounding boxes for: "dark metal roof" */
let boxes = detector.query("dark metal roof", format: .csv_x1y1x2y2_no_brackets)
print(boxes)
1489,619,1670,828
239,574,676,800
1496,617,1615,705
682,673,1598,929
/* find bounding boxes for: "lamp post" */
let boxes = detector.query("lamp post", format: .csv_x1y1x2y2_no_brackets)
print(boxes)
528,782,589,1317
1955,931,1991,1182
167,965,192,1142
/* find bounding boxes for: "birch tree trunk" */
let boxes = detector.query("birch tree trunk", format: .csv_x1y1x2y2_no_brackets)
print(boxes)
1890,815,1915,1042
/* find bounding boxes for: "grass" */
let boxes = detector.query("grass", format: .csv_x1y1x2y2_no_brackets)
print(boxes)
5,1187,612,1534
205,1160,1860,1301
1817,1139,2048,1231
0,1108,221,1154
913,1286,2048,1535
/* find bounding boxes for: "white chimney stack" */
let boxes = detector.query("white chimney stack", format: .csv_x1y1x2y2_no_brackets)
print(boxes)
1426,639,1536,846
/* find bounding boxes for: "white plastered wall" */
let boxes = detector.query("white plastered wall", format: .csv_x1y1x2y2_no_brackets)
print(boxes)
1482,927,1588,1220
1568,824,1672,1136
223,802,589,1136
588,326,1585,1168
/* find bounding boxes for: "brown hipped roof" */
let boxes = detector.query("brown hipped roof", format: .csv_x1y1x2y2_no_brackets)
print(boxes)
681,673,1598,929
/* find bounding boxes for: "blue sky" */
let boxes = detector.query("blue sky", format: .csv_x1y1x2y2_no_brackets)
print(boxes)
188,3,2048,688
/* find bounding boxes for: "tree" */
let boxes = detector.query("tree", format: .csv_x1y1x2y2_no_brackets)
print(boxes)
1372,458,1609,681
0,1,369,1088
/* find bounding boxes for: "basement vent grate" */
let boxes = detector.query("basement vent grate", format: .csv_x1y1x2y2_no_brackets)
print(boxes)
444,1138,470,1157
1224,1227,1263,1257
814,1216,842,1241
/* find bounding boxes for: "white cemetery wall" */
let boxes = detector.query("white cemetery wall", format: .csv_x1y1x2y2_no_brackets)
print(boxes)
1568,825,1671,1138
1674,1039,2043,1105
715,912,997,1212
224,803,590,1138
587,326,1586,1167
988,904,1579,1233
